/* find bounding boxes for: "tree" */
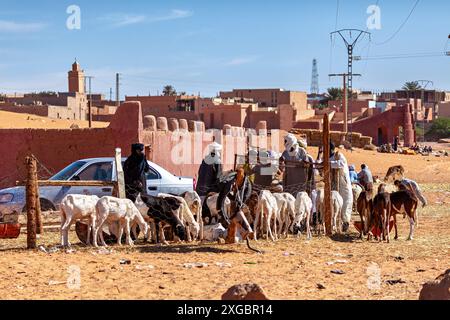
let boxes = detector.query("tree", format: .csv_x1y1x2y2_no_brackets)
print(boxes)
325,87,343,101
162,85,177,96
402,81,422,91
426,117,450,140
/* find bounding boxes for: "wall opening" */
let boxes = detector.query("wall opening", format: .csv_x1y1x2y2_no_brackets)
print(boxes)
377,126,388,145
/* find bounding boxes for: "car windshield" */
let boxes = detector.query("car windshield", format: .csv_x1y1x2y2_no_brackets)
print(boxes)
49,161,87,181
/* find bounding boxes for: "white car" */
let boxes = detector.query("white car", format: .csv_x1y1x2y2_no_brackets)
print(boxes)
0,157,194,221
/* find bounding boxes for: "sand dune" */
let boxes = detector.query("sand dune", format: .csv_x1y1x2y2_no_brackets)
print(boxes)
0,111,109,129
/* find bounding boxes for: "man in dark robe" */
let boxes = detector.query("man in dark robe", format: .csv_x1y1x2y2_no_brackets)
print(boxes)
124,143,150,202
196,142,223,199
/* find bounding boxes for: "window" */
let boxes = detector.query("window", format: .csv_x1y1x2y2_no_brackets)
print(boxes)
146,167,160,180
78,162,113,181
50,161,87,181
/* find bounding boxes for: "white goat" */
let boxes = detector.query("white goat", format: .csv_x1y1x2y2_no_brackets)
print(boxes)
60,194,99,247
254,190,278,241
292,192,313,240
157,193,200,241
206,193,231,225
182,191,204,240
94,196,149,247
272,193,296,238
316,189,344,235
331,191,344,234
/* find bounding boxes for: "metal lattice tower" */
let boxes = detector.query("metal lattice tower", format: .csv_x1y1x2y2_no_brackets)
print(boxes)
330,29,371,93
311,59,319,95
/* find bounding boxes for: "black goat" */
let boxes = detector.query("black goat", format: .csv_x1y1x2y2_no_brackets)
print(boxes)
140,194,187,243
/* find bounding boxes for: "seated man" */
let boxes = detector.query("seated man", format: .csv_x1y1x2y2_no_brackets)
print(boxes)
394,179,427,208
349,165,359,184
358,164,374,191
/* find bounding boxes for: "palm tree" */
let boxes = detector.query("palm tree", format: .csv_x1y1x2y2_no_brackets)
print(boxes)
402,81,422,91
402,81,422,99
162,85,177,96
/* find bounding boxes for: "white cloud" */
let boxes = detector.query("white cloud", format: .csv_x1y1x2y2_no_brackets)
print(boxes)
148,9,193,22
101,14,146,27
0,20,46,33
226,57,258,66
101,9,193,28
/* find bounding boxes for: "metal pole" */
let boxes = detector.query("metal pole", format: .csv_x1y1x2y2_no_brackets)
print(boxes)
343,74,348,133
116,73,120,107
88,77,93,128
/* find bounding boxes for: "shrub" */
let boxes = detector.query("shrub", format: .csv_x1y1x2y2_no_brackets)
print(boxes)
426,117,450,139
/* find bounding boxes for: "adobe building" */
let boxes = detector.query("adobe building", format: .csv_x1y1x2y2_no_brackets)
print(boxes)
0,61,89,120
219,88,314,121
437,101,450,118
125,94,303,131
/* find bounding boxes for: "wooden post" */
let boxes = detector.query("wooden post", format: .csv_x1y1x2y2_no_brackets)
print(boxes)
115,148,126,199
31,155,43,235
35,179,43,235
323,114,333,237
25,157,37,249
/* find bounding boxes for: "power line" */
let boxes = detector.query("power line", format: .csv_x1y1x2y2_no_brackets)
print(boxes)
354,51,449,61
329,0,340,76
373,0,420,46
334,0,340,31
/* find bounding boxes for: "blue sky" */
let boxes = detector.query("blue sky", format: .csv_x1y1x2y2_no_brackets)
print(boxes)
0,0,449,98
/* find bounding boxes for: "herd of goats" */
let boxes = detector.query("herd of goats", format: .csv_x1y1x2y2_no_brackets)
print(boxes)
59,164,420,250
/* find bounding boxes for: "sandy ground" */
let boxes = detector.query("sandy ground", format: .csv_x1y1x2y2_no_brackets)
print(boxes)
0,148,449,300
0,110,109,129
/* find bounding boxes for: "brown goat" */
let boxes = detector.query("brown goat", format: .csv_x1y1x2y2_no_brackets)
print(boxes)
384,165,405,182
372,185,391,242
356,189,373,239
389,190,418,241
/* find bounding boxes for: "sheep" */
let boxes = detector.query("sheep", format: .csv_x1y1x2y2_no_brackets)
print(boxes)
94,196,149,247
60,194,99,247
254,190,278,241
272,193,296,238
292,192,313,240
315,189,344,235
157,193,200,241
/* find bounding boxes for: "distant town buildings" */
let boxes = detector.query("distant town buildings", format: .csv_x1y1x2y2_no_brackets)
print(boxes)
1,60,450,147
0,61,117,121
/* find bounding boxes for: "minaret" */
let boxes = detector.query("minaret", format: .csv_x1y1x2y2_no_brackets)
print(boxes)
68,60,85,94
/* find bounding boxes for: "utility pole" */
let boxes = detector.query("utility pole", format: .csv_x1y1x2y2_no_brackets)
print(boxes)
328,73,361,134
330,29,370,94
85,76,94,128
116,73,121,107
